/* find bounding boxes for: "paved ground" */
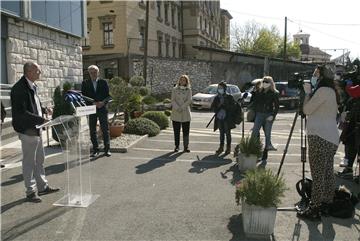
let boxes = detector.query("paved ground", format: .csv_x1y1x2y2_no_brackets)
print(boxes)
1,110,360,241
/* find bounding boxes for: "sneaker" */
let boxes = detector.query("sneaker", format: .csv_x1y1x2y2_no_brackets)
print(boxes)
174,147,179,152
297,206,321,221
337,168,353,179
38,186,60,196
339,158,349,167
104,150,112,157
26,193,42,203
183,148,190,153
90,150,100,158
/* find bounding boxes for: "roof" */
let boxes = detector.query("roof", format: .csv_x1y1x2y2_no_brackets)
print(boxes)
300,44,331,57
220,9,233,19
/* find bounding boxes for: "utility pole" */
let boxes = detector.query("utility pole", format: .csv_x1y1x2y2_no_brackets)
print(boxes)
283,16,287,80
143,0,149,85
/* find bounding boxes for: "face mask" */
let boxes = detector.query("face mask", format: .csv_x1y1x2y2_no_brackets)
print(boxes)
218,88,224,95
311,77,318,87
179,86,186,90
262,82,271,89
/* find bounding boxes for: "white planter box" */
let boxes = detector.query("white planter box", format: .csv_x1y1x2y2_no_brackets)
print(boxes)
242,201,277,238
237,153,257,172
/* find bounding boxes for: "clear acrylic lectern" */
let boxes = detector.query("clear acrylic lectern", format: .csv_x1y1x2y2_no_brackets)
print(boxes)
37,105,98,207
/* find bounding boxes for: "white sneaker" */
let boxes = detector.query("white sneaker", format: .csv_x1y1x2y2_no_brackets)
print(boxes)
339,158,348,167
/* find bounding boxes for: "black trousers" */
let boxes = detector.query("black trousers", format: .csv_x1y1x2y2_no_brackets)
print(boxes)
218,119,231,146
172,121,190,148
89,109,110,151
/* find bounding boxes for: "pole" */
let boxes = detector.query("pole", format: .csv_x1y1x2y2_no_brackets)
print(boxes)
143,0,150,84
283,16,287,80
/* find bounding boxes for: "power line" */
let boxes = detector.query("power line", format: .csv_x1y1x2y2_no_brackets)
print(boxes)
288,18,360,46
227,10,283,21
289,19,360,26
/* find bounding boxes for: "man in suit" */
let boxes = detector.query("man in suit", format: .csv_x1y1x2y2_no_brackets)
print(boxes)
11,62,60,202
81,65,111,157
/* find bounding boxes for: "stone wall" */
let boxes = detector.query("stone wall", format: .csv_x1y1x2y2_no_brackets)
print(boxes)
131,56,314,95
6,17,83,101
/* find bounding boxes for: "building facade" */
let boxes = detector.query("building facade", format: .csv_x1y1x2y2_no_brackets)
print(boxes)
82,0,232,78
293,30,331,63
1,0,85,101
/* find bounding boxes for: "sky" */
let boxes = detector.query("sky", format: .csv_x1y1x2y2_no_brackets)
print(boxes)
220,0,360,60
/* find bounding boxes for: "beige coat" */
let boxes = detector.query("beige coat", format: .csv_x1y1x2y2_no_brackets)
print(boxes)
171,87,192,122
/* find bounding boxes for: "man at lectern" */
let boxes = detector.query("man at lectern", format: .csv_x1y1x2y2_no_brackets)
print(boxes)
81,65,111,157
11,62,60,203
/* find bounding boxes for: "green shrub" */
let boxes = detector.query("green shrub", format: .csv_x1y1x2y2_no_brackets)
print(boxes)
151,92,171,102
164,110,171,116
129,75,144,87
235,169,287,207
141,111,169,130
139,86,149,96
163,98,171,104
124,117,160,137
235,135,263,158
142,95,157,105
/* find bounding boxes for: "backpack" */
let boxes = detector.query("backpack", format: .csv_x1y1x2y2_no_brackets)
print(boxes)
233,100,243,125
329,186,359,219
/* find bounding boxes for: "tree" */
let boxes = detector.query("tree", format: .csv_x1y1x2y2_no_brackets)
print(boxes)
231,20,301,60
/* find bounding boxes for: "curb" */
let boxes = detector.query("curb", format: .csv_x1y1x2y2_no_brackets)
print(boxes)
110,134,148,153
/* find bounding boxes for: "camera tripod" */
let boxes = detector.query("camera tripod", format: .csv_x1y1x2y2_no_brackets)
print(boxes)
276,91,310,212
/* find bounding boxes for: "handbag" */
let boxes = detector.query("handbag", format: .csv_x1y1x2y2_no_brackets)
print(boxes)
246,103,256,122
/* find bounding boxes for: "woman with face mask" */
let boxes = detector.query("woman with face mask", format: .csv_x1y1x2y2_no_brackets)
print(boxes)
211,81,237,155
250,76,279,163
171,75,192,152
297,65,340,220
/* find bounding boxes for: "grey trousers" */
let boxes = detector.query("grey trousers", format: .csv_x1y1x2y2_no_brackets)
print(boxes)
18,133,48,195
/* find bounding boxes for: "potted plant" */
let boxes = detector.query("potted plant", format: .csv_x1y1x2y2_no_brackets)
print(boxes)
234,135,262,172
235,169,287,238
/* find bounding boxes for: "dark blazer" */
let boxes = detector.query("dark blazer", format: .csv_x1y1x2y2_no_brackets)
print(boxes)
211,93,236,131
81,78,111,111
251,89,279,117
11,76,46,136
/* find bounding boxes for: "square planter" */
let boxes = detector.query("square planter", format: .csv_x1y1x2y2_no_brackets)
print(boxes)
242,201,277,239
237,153,257,172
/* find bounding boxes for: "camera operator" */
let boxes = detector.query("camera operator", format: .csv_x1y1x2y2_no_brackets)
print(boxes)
338,79,360,178
297,65,340,220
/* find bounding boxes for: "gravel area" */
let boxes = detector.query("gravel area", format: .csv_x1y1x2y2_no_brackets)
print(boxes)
110,134,144,148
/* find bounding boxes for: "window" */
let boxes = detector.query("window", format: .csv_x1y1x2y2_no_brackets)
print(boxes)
177,6,181,31
164,2,169,24
1,0,21,16
200,16,202,30
157,34,163,57
103,22,113,46
171,5,175,27
172,41,176,58
139,26,145,48
1,16,8,84
156,1,161,19
30,1,84,37
165,36,170,57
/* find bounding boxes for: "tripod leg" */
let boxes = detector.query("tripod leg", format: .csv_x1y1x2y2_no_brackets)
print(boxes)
277,111,299,177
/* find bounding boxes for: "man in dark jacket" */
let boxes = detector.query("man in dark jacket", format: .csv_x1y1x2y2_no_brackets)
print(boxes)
81,65,111,157
211,81,236,155
11,62,59,202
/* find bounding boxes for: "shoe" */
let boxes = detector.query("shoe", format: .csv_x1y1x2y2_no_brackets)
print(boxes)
297,206,321,221
215,145,224,155
38,186,60,196
266,145,277,151
104,150,112,157
183,148,190,153
26,193,42,203
224,145,231,155
337,168,353,179
339,158,349,167
174,147,179,152
90,150,100,158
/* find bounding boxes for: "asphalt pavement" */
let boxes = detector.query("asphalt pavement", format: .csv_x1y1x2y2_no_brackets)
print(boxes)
1,109,359,241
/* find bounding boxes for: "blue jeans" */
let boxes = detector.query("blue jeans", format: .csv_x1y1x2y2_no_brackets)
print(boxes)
251,112,274,149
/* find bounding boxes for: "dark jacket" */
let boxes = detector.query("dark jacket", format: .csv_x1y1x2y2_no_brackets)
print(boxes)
11,76,46,136
81,78,111,112
1,101,6,123
250,89,279,117
211,93,236,131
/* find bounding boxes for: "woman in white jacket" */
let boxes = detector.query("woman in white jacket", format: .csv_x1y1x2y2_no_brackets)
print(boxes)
171,75,192,152
297,65,340,221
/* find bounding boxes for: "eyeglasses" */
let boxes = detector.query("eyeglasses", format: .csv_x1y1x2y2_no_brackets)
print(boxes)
263,81,270,83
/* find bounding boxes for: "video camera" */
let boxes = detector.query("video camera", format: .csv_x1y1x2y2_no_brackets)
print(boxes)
288,71,312,89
